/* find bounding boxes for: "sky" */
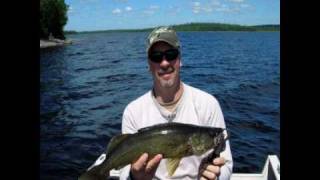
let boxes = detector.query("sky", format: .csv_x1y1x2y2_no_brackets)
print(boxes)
64,0,280,32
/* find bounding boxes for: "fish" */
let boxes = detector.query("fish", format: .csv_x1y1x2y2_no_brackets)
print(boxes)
79,122,227,180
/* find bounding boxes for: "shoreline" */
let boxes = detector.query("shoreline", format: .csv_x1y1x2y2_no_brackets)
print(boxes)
40,39,72,49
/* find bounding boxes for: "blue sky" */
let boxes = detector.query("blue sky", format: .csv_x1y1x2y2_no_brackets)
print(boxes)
65,0,280,31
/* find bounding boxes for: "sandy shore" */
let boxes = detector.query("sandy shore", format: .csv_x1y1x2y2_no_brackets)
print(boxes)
40,39,72,48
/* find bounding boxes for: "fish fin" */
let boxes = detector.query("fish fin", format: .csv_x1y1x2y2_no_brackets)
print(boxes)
106,134,130,154
138,123,167,132
79,165,109,180
166,158,181,176
138,122,186,132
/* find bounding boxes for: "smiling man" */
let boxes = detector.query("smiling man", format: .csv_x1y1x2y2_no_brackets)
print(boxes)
120,26,233,180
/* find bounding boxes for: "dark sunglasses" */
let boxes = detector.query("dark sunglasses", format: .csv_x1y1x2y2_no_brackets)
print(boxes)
149,49,179,63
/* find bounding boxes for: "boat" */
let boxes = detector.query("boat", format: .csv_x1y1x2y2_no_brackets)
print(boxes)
107,155,280,180
231,155,280,180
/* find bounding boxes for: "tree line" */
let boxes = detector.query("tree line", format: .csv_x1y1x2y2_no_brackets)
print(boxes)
40,0,68,39
172,23,279,31
71,23,279,34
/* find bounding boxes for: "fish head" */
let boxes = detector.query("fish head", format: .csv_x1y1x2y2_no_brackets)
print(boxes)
189,127,225,156
210,128,226,154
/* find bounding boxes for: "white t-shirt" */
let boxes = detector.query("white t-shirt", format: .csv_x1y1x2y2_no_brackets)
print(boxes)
120,83,233,180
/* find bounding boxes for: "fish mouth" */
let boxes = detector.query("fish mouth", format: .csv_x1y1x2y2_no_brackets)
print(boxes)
223,129,229,140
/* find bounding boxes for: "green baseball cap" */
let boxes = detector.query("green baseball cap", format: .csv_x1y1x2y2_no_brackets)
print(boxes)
146,26,180,53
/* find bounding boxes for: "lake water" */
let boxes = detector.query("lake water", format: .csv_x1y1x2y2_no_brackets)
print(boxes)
40,31,280,180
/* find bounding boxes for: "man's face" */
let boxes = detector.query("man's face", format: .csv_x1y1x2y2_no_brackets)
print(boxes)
148,41,181,89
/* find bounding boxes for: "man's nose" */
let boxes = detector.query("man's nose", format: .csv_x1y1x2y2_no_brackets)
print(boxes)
159,58,170,67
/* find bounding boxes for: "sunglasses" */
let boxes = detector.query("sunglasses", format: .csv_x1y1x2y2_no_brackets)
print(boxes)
149,49,179,63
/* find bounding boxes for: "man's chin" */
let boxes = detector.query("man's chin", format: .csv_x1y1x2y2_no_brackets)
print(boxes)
159,79,175,88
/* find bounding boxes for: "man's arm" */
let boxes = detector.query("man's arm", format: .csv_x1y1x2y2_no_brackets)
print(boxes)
200,97,233,180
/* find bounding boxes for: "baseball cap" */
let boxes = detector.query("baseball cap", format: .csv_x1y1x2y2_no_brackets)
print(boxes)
146,26,180,53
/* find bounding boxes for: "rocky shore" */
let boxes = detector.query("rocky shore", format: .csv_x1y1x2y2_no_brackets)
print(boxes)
40,38,72,48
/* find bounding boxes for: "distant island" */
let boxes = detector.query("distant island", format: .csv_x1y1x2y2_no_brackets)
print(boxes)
65,23,280,34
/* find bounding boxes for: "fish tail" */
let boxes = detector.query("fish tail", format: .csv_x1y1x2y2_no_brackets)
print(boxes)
79,153,111,180
78,168,110,180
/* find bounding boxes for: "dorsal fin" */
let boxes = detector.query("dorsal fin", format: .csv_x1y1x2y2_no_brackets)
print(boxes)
138,122,189,132
138,123,171,132
105,134,130,154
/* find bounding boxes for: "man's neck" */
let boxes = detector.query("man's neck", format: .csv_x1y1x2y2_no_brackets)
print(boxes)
153,81,183,104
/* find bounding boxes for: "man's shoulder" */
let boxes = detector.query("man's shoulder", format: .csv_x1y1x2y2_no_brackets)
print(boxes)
184,83,218,104
125,90,152,110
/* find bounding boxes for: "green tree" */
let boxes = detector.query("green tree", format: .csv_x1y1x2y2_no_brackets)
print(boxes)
40,0,68,39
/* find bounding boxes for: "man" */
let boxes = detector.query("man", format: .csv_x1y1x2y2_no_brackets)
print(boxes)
120,26,233,180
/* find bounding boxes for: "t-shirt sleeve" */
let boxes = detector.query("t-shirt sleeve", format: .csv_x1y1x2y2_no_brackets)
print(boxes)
121,105,137,134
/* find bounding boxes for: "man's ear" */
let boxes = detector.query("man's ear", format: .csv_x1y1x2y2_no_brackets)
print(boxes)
147,60,151,72
179,56,183,67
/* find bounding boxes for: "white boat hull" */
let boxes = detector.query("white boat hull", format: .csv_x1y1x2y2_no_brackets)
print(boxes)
231,155,280,180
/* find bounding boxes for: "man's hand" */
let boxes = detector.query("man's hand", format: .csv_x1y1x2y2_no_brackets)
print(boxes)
199,157,225,180
130,153,162,180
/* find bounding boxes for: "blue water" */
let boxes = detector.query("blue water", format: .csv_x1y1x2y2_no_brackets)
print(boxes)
40,31,280,179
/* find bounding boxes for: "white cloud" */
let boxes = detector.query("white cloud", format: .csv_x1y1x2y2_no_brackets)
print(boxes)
143,10,155,15
240,4,249,8
239,3,255,11
125,6,132,11
215,4,242,13
203,7,213,13
79,0,99,3
168,5,181,15
192,2,201,14
150,5,159,10
194,2,201,6
111,6,133,15
191,1,223,14
210,0,221,6
216,4,241,13
216,4,231,12
67,6,74,14
113,0,128,2
190,0,252,14
112,8,122,14
229,0,244,3
193,9,200,14
143,5,160,15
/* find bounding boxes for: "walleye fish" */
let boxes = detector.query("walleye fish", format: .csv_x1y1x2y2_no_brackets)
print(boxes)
79,122,227,180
